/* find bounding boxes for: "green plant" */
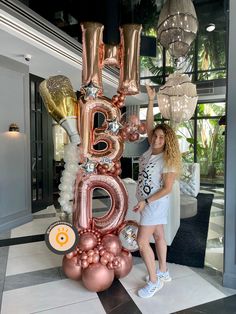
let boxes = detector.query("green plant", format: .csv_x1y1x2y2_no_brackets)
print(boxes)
176,103,225,179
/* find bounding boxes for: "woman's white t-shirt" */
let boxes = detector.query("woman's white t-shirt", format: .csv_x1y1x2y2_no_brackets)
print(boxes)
136,147,175,225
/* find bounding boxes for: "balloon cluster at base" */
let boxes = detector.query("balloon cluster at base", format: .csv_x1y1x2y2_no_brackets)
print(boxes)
39,22,143,292
63,226,135,292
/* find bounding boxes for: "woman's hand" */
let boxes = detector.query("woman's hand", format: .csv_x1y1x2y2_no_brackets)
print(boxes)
146,84,156,101
133,200,146,213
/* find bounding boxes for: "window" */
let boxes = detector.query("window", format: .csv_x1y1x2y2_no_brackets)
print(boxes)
139,101,225,185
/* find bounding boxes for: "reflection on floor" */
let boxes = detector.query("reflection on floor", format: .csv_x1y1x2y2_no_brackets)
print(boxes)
0,185,235,314
201,186,224,273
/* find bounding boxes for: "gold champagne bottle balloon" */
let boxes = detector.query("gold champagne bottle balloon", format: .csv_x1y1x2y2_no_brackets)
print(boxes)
39,75,80,144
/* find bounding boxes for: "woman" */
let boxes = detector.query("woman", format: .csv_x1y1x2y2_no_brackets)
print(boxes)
134,85,181,298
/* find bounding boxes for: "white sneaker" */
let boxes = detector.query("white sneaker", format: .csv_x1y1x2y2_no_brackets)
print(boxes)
157,270,172,282
138,279,164,298
145,269,172,282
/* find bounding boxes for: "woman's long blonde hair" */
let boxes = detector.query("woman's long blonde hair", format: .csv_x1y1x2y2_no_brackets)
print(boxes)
153,123,182,177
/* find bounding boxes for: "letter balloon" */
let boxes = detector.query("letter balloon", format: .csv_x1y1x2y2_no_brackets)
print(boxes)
74,174,128,234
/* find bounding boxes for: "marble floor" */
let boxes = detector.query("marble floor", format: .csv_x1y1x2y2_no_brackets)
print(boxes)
1,186,236,313
202,186,224,273
1,246,236,314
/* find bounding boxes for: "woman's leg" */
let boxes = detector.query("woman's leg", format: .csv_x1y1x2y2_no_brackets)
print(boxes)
153,224,167,272
137,225,157,282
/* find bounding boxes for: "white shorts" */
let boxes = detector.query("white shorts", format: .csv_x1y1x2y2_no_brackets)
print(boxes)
139,195,170,225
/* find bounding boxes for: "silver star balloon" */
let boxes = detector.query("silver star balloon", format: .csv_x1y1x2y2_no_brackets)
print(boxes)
82,158,97,173
107,118,122,134
83,82,99,100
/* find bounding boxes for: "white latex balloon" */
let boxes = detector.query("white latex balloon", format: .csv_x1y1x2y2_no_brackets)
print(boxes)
58,143,81,214
62,204,72,212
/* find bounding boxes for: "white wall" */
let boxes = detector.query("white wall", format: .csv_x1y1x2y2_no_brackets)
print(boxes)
0,55,32,232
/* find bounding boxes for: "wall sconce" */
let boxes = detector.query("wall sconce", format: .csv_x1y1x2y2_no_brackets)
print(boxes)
9,123,20,132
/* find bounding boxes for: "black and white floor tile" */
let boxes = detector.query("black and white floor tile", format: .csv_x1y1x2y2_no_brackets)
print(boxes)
1,187,236,313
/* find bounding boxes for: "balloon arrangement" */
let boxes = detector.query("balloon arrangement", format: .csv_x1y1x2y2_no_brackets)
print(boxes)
40,22,144,292
119,114,147,142
63,223,137,291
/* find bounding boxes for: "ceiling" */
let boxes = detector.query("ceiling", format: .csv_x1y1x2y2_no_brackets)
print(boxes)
0,0,147,105
0,0,227,104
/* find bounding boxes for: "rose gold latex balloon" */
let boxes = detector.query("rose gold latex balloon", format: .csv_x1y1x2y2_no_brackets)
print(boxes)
138,122,147,134
123,125,131,133
118,94,125,102
87,256,93,264
129,133,140,142
77,232,97,251
92,254,100,263
102,234,122,256
129,114,139,126
81,259,89,269
112,95,119,103
81,22,104,94
74,174,128,234
119,129,128,141
118,24,142,95
79,97,123,164
66,252,75,259
62,256,82,280
114,161,121,169
114,250,133,278
39,75,80,144
107,262,114,270
82,262,114,292
100,256,108,265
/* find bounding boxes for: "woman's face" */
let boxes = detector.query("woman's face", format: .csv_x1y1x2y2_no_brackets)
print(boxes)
151,128,165,151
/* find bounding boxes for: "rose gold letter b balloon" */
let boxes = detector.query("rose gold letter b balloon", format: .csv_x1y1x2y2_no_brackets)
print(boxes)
79,97,123,163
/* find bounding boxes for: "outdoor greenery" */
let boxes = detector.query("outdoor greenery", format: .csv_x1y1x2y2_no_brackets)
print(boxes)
153,102,225,183
177,103,225,181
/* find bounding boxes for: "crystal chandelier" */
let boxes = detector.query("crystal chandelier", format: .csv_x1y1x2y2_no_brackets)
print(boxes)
157,0,198,59
157,73,198,124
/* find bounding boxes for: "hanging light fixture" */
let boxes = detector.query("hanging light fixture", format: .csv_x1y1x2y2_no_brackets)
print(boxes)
157,0,198,59
157,73,198,125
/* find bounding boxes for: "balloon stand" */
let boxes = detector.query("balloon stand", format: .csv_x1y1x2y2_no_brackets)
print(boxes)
39,22,144,292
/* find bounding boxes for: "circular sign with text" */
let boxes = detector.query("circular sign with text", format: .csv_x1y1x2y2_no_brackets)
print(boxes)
45,221,79,255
